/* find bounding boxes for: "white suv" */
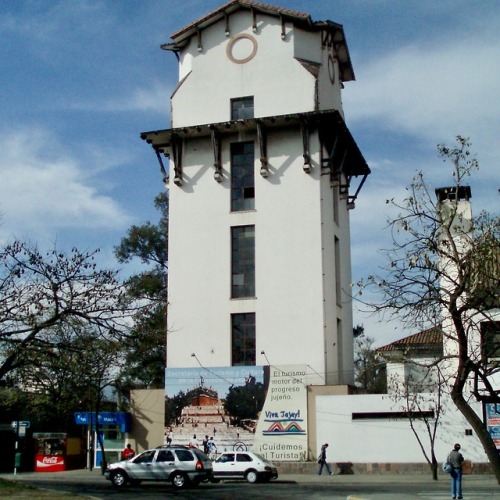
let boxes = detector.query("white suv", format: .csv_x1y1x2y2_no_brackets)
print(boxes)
105,446,212,489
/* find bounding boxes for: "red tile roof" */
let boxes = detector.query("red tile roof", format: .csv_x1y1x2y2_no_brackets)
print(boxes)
377,326,443,352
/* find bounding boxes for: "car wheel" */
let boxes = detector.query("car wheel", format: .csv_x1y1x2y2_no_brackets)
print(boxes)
246,470,258,483
171,472,189,489
110,470,128,488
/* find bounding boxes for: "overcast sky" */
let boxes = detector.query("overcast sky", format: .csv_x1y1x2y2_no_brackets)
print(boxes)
1,0,498,347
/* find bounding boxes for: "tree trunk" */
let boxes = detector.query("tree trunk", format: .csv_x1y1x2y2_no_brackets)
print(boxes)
431,453,438,480
451,391,500,484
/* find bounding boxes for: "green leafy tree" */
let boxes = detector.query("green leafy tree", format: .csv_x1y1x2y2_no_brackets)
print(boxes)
115,192,168,390
165,391,191,427
224,378,266,422
13,324,123,469
354,332,387,393
358,137,500,482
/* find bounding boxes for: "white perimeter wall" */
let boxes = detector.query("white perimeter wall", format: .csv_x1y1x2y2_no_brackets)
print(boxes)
315,393,489,464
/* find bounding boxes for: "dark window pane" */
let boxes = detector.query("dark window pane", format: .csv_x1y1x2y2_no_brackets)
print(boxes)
231,142,255,212
232,313,256,366
231,97,254,120
231,225,255,298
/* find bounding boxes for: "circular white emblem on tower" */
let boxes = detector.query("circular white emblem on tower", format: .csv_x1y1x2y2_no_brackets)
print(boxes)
226,34,258,64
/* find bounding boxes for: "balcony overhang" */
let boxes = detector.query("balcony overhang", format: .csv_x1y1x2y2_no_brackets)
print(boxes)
141,109,370,205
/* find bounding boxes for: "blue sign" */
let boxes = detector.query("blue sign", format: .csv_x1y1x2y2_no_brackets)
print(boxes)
74,412,131,432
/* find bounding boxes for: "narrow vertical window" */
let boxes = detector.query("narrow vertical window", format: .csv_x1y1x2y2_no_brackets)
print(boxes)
333,186,339,225
231,142,255,212
231,225,255,298
335,236,341,306
481,321,500,363
231,96,254,120
232,313,256,366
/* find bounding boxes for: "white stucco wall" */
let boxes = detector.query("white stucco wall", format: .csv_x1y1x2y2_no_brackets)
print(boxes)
164,7,357,386
315,393,488,464
166,124,353,385
172,11,343,128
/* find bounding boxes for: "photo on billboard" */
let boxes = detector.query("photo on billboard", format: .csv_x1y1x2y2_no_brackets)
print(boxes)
164,364,309,461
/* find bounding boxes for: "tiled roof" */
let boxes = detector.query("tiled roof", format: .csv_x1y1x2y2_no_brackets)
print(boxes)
170,0,311,40
377,326,443,352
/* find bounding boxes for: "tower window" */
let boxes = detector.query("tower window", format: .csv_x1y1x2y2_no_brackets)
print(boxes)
232,313,256,366
335,236,341,306
231,225,255,298
231,142,255,212
481,321,500,363
231,96,254,120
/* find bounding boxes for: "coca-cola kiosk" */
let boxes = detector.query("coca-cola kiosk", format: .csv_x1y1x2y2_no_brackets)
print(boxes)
33,432,84,472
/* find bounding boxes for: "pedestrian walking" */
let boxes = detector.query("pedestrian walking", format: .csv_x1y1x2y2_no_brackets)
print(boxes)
202,435,209,454
207,436,217,460
189,434,199,449
448,443,464,499
166,428,173,446
317,443,333,475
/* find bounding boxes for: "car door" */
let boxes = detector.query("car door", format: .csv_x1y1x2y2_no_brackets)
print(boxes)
150,449,175,479
127,450,156,479
214,452,236,478
235,452,255,478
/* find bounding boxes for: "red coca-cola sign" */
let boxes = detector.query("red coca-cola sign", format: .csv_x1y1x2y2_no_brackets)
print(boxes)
35,454,65,472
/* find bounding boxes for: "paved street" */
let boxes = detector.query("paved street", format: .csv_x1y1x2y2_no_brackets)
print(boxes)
1,469,499,499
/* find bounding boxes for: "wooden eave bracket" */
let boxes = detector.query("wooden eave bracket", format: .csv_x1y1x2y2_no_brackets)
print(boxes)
171,134,183,186
210,125,222,182
301,118,311,173
154,148,169,187
197,29,203,52
257,121,268,177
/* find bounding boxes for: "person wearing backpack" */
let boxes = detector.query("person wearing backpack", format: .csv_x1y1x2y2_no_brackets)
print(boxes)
448,443,464,499
317,443,333,475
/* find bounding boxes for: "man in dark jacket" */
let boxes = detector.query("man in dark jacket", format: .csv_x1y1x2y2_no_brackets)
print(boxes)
318,443,332,475
448,443,464,499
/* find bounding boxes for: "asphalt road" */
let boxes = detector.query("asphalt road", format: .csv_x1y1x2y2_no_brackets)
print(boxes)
2,470,499,500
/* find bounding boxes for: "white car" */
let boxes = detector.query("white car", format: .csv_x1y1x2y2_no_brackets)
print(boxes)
211,451,278,483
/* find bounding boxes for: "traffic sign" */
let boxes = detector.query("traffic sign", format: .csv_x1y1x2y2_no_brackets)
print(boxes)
11,421,30,429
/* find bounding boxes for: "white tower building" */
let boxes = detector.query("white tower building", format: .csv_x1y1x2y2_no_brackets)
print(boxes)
142,1,370,386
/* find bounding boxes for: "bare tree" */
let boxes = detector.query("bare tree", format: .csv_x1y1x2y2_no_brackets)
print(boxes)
359,137,500,482
387,364,446,480
0,242,142,381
